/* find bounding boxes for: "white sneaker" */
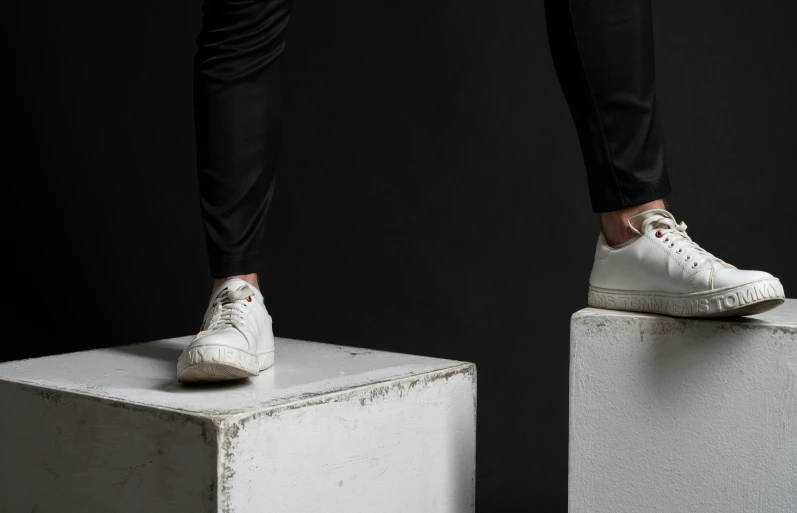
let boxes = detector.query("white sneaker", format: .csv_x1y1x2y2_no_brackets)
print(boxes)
177,279,275,383
588,209,785,317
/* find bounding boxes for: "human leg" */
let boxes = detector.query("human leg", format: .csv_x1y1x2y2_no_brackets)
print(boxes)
544,0,784,317
178,0,292,381
545,0,669,219
194,0,292,282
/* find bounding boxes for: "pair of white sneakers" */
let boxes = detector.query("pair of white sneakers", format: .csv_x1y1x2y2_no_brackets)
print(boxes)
177,209,785,382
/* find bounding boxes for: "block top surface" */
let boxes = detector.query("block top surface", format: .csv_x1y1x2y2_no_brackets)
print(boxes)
0,337,470,418
572,297,796,328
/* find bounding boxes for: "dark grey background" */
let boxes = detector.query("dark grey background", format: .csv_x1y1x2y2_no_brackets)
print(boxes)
6,1,797,510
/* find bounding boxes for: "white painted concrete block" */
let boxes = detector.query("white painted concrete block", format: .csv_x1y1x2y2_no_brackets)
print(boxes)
0,338,476,513
569,299,797,513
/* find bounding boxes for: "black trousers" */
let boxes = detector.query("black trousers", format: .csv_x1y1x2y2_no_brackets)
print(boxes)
194,0,671,278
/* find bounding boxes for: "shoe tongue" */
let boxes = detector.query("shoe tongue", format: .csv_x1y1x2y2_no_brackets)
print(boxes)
629,209,677,235
640,215,675,233
211,279,253,305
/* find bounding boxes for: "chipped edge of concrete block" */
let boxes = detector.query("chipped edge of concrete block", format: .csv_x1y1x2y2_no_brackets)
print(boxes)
7,379,219,445
3,361,477,513
213,362,477,513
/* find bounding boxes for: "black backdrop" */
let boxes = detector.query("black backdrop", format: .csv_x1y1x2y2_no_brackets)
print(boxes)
6,1,797,510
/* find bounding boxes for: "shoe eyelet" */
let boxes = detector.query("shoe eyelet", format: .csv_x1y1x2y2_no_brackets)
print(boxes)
685,256,692,261
692,262,699,268
655,230,664,238
212,302,217,308
676,249,684,254
668,243,676,248
247,296,252,302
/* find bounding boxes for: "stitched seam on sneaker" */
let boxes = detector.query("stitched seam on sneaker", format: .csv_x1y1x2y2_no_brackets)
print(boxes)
595,242,613,260
594,235,615,260
691,268,713,290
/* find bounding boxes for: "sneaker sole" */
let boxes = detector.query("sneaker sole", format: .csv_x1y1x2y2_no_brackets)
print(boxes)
177,345,275,383
588,278,785,318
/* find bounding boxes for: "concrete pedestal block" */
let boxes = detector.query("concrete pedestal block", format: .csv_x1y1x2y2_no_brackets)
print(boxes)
569,299,797,513
0,338,476,513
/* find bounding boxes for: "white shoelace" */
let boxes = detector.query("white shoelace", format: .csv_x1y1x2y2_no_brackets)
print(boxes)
203,285,255,332
635,210,732,269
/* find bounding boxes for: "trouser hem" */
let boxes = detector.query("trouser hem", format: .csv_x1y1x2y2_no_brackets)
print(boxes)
591,174,672,213
209,255,263,279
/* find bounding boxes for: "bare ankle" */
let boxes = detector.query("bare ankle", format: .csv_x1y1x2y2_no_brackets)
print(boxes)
600,199,667,247
211,273,259,299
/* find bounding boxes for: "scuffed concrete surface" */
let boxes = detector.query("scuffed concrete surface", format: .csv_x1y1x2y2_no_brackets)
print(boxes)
0,338,476,512
569,299,796,513
0,381,218,513
216,364,476,513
